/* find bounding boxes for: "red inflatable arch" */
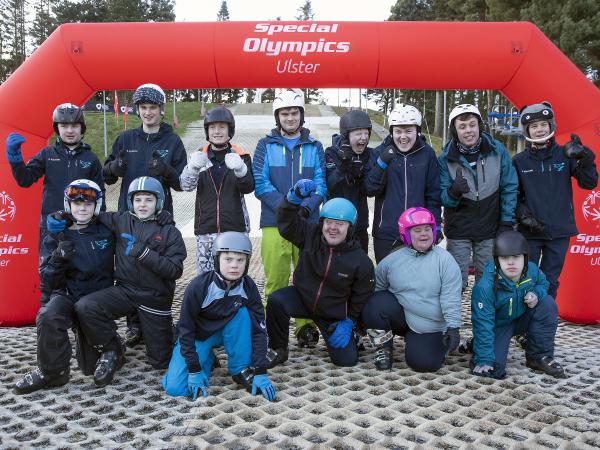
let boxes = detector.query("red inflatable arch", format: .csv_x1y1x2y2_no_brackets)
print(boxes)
1,21,599,325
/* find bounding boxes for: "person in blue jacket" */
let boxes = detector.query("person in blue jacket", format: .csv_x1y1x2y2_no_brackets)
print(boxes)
364,104,441,263
14,179,114,394
512,102,598,300
470,231,564,379
252,88,327,348
439,104,518,290
325,109,373,252
162,232,276,402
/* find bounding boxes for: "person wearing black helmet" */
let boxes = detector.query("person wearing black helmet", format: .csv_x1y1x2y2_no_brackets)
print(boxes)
163,232,276,402
325,109,373,252
265,180,375,368
180,106,254,274
71,176,187,388
13,179,115,395
5,103,105,303
512,102,597,300
469,230,564,379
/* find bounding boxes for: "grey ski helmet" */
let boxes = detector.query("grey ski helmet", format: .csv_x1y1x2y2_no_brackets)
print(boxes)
213,232,252,275
53,103,86,135
519,102,556,144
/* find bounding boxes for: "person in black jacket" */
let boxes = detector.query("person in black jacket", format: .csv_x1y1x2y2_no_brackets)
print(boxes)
364,104,441,263
180,106,254,274
74,177,187,388
325,109,373,252
266,180,375,368
513,102,598,299
13,180,114,394
162,232,276,402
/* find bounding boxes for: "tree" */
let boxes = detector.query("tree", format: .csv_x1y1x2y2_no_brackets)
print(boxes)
295,0,314,20
217,0,229,21
30,0,57,47
0,0,27,81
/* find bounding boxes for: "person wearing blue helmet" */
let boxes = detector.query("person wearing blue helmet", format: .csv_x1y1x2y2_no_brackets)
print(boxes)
70,176,187,388
265,180,375,368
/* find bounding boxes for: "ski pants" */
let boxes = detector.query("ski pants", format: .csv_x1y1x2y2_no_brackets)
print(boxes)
446,238,494,290
195,233,218,275
75,285,174,369
527,238,570,300
266,286,359,367
162,307,252,397
361,290,448,373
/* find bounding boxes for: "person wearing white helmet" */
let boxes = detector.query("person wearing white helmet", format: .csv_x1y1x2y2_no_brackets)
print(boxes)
512,102,597,300
252,88,327,349
438,103,518,290
14,180,115,394
364,103,441,262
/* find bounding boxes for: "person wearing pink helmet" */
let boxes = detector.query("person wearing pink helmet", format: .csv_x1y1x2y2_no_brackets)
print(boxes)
361,207,462,372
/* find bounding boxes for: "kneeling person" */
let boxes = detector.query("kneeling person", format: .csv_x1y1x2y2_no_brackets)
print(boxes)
163,232,275,401
266,180,375,368
470,230,564,379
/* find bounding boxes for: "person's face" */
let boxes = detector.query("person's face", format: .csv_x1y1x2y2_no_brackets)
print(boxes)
392,125,418,152
70,200,95,223
138,103,162,127
219,251,247,281
455,116,480,147
498,254,525,282
208,122,230,147
132,192,157,219
348,128,370,154
322,218,349,246
57,123,82,145
278,107,301,134
528,120,551,140
409,225,433,252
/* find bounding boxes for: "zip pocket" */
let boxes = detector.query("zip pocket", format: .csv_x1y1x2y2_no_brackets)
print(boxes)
509,298,513,316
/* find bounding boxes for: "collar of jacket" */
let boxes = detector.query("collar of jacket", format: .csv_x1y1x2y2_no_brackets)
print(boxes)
266,127,315,145
213,271,245,292
203,143,248,157
444,132,496,163
134,122,173,140
54,139,90,154
128,210,157,223
526,141,556,160
383,134,427,156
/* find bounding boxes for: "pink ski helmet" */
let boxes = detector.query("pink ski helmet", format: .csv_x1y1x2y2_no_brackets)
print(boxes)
398,207,437,247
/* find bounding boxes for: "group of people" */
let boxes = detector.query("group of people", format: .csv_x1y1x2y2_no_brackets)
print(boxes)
7,85,597,402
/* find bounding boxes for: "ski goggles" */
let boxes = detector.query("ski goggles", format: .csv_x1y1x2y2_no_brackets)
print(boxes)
65,185,99,203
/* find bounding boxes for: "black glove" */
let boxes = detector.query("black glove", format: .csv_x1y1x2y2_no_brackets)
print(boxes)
52,236,75,264
106,150,128,178
449,167,469,199
298,201,311,218
516,205,545,234
337,141,353,161
379,147,396,166
497,222,515,234
564,134,595,168
155,210,174,226
443,327,460,354
148,150,178,179
349,158,364,180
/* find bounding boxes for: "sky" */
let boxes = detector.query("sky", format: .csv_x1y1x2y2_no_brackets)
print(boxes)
174,0,396,106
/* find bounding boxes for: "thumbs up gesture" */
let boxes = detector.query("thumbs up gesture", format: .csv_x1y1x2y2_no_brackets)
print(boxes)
449,167,470,199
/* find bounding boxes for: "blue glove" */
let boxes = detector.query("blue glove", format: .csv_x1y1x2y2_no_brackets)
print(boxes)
121,233,136,256
47,211,70,234
251,374,276,401
188,371,210,400
328,318,354,349
6,132,25,163
287,179,316,205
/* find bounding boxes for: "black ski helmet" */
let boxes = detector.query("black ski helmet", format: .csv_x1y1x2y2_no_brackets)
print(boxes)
493,231,529,277
204,106,235,140
52,103,86,135
339,110,372,139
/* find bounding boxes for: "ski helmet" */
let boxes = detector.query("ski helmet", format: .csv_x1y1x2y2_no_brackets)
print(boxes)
519,102,556,143
339,110,372,139
212,231,252,275
64,179,102,224
127,176,165,213
204,106,235,140
448,104,484,140
133,83,166,115
398,207,437,248
493,230,529,277
388,104,422,133
53,103,86,135
320,198,358,225
273,88,305,128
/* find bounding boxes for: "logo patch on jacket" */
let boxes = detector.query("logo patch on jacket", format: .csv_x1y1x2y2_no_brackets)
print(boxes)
155,149,169,159
80,161,92,169
153,234,163,243
553,163,565,172
337,272,349,278
478,302,483,309
94,239,110,250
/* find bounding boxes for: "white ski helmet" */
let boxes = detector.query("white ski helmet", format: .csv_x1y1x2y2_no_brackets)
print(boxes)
133,83,166,115
519,102,556,143
448,104,484,139
63,179,103,224
389,104,422,132
273,88,305,128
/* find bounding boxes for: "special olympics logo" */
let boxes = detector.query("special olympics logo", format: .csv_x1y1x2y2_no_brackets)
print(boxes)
0,191,16,222
582,191,600,222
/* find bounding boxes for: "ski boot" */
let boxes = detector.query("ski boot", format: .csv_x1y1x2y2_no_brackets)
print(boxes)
232,367,255,393
367,329,394,371
94,339,126,387
526,356,565,378
14,367,70,395
458,337,474,354
124,322,142,348
296,324,319,349
514,333,528,351
265,348,289,369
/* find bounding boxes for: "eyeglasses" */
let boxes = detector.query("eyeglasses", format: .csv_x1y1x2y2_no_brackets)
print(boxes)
65,185,99,202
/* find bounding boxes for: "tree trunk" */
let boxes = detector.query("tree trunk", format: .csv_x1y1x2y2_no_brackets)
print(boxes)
434,90,443,137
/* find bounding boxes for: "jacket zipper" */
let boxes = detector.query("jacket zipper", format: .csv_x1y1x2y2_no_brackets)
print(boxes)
509,297,513,316
378,200,386,228
403,154,408,211
208,170,222,233
312,248,333,313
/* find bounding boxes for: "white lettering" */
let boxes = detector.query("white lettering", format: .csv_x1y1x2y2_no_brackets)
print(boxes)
254,23,340,35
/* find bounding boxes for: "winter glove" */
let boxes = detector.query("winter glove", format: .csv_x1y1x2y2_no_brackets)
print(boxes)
251,374,276,402
516,204,545,234
287,179,316,205
149,150,178,180
52,236,75,264
224,152,248,177
524,291,539,308
106,150,128,178
327,318,354,349
443,327,461,354
6,132,25,164
472,364,495,375
564,134,595,168
298,199,312,218
120,233,147,259
189,151,209,172
337,141,353,161
497,222,515,234
448,167,470,199
155,210,174,226
188,371,210,400
350,159,364,180
435,225,444,245
47,211,73,234
377,147,396,169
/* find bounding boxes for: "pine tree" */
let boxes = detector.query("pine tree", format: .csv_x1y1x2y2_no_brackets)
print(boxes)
295,0,314,20
31,0,57,47
217,0,229,21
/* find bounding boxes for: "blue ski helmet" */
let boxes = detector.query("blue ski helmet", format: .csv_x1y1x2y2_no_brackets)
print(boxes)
127,176,165,213
319,198,357,225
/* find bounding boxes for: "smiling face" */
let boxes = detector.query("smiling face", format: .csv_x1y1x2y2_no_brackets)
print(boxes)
208,122,230,148
498,254,525,282
219,251,247,281
278,107,301,135
138,103,162,129
70,200,95,224
348,128,370,154
322,218,349,246
454,115,480,147
57,123,82,146
132,192,157,219
392,125,418,152
528,120,551,141
409,224,433,252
